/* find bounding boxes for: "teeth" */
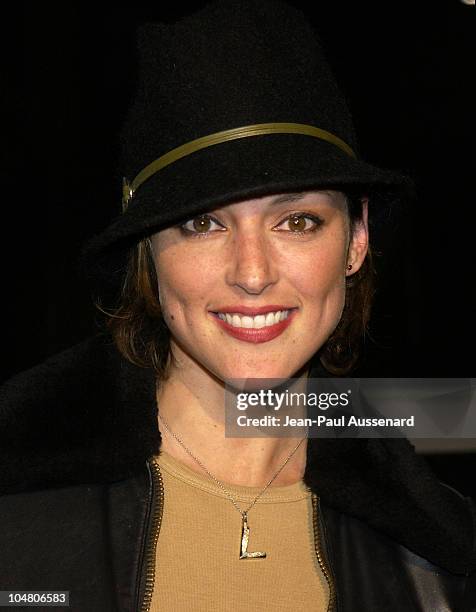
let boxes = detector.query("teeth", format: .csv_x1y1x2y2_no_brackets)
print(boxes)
217,310,291,329
241,316,254,328
253,315,266,329
265,312,276,326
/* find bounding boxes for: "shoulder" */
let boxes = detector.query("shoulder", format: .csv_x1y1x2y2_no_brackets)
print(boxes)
306,436,476,578
320,496,476,610
0,334,158,495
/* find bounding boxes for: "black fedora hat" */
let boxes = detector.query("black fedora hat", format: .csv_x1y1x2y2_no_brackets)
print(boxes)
81,0,412,297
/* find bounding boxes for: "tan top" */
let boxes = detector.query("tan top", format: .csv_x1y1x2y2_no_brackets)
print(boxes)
149,450,329,611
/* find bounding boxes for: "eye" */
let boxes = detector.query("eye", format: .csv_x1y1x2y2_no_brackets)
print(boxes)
275,213,324,235
180,214,226,237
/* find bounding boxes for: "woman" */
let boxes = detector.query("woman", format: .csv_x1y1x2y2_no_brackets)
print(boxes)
1,1,475,611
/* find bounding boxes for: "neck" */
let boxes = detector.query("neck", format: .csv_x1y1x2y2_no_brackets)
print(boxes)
155,356,309,488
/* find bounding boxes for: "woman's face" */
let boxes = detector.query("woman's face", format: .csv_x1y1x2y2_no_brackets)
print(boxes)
150,190,368,382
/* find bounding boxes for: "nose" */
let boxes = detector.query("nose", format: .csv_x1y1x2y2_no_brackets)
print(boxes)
224,226,279,294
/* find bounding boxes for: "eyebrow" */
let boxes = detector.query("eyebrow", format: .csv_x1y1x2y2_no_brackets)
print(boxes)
270,192,307,205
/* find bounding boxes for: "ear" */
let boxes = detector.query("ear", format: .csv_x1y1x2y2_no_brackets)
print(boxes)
346,198,369,276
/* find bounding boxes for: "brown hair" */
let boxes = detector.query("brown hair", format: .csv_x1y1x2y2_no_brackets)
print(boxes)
98,193,376,378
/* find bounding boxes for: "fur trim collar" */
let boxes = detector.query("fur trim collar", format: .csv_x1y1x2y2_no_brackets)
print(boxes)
1,334,474,575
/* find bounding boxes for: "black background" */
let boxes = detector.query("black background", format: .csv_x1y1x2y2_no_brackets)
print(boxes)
7,2,475,495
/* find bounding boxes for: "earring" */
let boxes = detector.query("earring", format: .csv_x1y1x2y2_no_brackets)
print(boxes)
347,263,353,271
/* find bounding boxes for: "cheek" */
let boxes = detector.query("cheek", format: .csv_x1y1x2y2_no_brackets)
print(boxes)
292,239,347,322
153,247,217,321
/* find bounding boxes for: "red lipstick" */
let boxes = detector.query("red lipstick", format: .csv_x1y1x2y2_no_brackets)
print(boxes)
209,308,298,344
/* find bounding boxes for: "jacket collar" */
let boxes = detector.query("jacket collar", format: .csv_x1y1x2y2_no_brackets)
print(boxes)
1,333,474,575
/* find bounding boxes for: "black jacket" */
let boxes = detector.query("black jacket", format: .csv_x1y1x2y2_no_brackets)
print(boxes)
1,334,475,611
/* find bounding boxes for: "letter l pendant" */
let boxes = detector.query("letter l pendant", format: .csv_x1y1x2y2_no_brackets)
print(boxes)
239,512,266,559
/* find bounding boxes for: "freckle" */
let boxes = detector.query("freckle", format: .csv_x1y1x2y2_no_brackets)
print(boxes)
171,315,175,320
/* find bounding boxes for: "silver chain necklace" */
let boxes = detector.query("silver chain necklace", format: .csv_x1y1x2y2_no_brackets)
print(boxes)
157,412,306,559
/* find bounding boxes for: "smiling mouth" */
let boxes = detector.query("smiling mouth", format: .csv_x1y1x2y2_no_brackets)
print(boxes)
210,308,298,329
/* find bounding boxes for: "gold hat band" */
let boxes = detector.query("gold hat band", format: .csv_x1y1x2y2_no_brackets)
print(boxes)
122,122,356,209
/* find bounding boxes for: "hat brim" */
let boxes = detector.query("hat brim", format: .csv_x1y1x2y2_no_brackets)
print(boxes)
80,134,413,299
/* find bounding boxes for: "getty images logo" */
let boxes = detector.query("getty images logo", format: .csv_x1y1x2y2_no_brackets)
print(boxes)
235,388,351,411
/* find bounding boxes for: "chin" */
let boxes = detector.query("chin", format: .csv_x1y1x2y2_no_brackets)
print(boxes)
216,361,303,389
